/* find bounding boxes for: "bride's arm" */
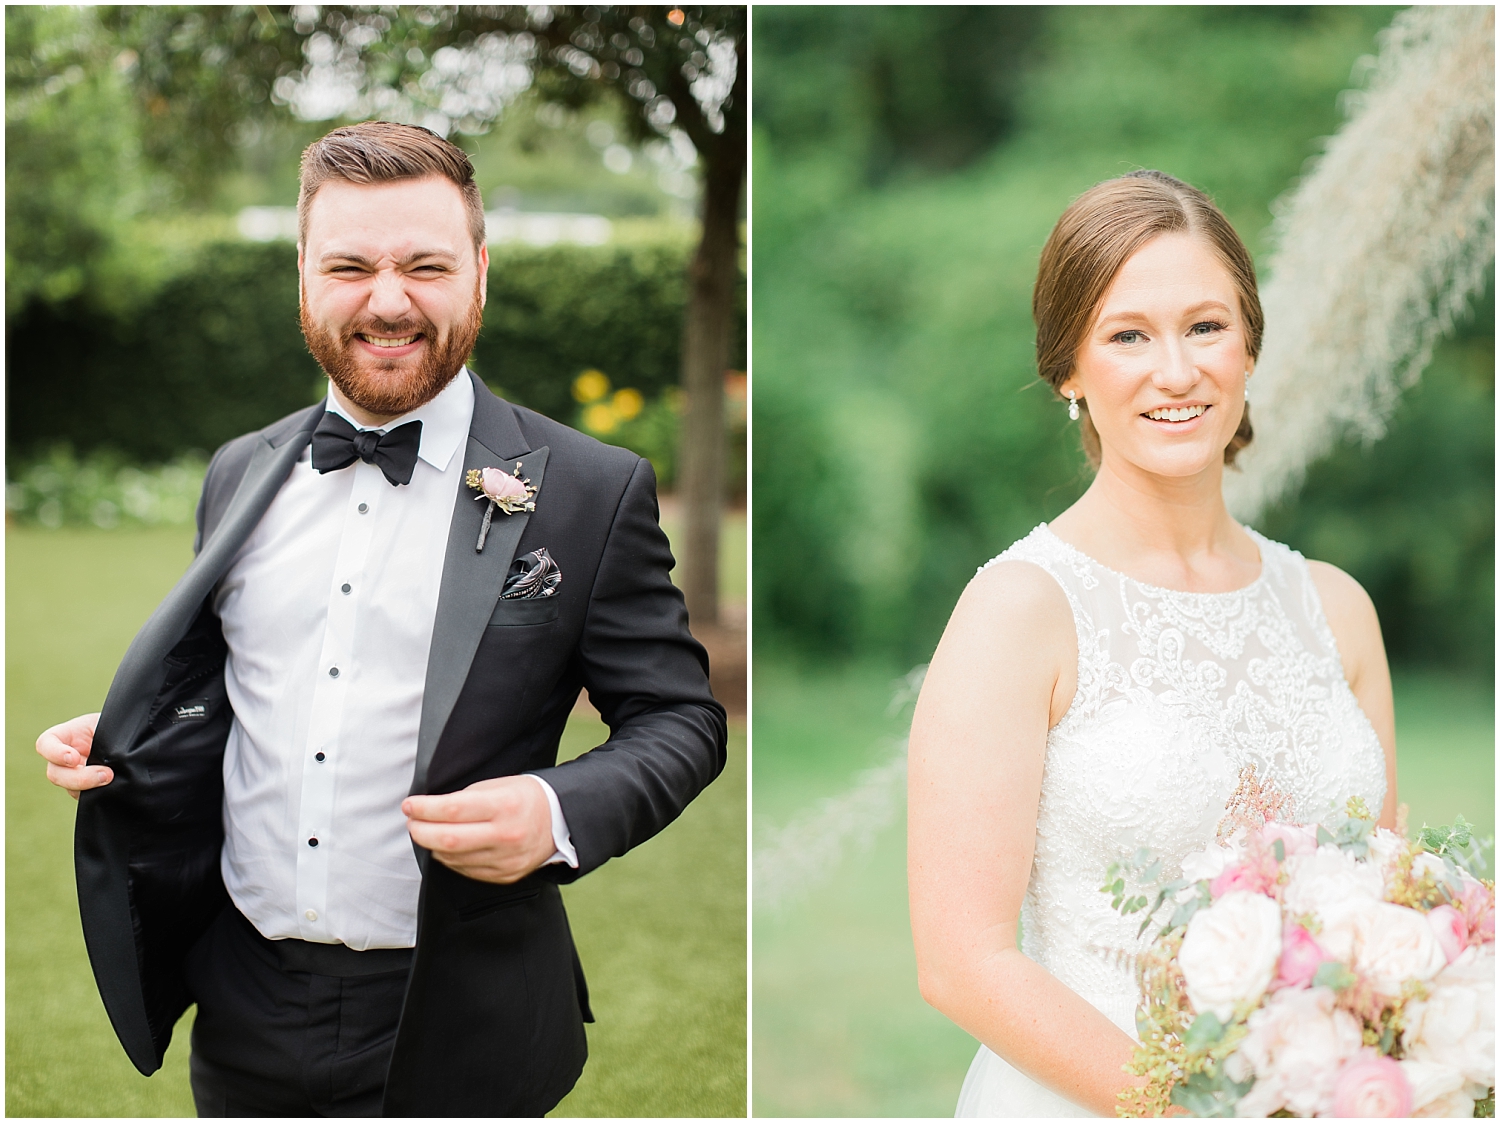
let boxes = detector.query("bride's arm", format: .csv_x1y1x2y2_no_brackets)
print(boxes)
908,560,1141,1117
1307,560,1398,830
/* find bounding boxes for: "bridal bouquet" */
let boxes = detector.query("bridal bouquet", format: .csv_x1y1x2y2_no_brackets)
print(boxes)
1105,769,1495,1118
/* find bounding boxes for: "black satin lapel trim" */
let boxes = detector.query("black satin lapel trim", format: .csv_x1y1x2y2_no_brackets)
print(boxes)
411,443,551,797
467,370,529,460
93,431,308,763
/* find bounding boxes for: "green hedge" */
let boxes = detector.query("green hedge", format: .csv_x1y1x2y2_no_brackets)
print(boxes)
6,239,745,467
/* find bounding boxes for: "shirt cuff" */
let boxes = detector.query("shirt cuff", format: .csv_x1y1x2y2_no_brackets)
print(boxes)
525,774,579,869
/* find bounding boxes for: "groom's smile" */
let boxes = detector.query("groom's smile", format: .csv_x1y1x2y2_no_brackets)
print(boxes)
298,175,489,425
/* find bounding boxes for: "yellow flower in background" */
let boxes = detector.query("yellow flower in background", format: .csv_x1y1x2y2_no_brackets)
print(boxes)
612,388,644,420
584,402,619,433
573,369,610,403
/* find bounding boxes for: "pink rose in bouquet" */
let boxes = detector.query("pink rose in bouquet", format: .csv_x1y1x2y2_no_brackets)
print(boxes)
1209,860,1275,899
1428,905,1470,965
1331,1051,1412,1117
1274,922,1332,990
1455,876,1496,945
1210,824,1311,899
1259,821,1319,859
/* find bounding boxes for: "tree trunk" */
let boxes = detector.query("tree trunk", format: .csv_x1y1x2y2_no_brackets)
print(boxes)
677,143,744,628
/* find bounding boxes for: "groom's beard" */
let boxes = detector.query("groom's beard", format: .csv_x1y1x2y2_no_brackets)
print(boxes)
300,282,484,418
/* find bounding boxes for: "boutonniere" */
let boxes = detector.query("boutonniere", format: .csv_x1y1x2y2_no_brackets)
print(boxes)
466,463,537,552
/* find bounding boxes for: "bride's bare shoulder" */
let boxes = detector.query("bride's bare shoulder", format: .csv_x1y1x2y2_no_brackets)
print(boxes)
921,557,1078,730
943,558,1074,649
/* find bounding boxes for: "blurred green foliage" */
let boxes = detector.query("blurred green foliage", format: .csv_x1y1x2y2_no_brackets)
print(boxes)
7,240,745,490
752,6,1045,183
9,242,318,464
751,4,1492,675
6,6,166,314
478,240,732,421
5,5,313,315
6,448,207,530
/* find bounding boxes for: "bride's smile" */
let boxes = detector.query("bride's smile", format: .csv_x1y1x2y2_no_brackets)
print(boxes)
1059,231,1254,487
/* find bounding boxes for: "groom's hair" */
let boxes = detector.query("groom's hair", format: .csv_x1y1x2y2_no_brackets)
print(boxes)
1034,170,1262,468
297,121,486,252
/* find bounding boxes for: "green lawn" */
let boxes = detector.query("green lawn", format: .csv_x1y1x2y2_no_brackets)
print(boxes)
6,526,745,1117
751,656,1495,1118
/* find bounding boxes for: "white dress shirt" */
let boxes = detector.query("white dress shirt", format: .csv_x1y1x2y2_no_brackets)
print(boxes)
215,372,574,950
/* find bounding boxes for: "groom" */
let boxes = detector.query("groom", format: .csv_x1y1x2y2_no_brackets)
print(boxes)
36,121,727,1116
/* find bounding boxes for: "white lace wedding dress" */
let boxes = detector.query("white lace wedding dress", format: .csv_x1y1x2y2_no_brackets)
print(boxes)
954,524,1388,1118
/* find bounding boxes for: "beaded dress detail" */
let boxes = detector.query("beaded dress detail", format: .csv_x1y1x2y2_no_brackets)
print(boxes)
954,524,1386,1118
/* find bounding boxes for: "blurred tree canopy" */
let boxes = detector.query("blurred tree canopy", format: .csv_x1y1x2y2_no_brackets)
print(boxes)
752,5,1493,677
8,3,744,619
752,5,1044,183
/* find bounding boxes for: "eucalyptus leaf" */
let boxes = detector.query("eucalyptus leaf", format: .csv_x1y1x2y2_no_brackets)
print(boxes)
1169,1070,1244,1119
1183,1010,1225,1049
1312,961,1357,991
1169,896,1204,931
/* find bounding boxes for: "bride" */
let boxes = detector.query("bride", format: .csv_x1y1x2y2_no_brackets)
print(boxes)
907,170,1396,1117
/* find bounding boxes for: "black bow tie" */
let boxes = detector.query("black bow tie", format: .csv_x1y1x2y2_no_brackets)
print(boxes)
310,411,423,486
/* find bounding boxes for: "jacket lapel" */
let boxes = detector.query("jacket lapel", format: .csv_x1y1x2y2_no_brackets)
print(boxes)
411,377,547,797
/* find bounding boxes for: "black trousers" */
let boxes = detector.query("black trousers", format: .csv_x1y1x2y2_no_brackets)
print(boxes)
184,904,414,1118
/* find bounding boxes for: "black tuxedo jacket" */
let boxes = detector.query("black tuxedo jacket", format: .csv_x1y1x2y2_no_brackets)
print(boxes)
74,373,728,1116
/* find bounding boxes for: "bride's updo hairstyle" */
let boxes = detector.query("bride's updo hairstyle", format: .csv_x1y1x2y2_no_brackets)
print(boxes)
1033,170,1263,468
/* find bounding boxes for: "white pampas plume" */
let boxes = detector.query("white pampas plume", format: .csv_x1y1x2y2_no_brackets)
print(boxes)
1225,6,1495,523
753,741,908,913
753,666,924,912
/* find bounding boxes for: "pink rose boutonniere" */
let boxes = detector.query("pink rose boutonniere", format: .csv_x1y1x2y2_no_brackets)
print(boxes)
466,463,537,551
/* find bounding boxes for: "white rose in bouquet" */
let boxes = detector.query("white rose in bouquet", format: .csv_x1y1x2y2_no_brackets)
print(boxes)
1179,890,1281,1021
1399,1059,1470,1117
1280,844,1383,920
1411,1087,1482,1118
1412,851,1458,888
1234,985,1363,1117
1403,945,1495,1092
1317,898,1448,996
1181,843,1235,884
1179,829,1252,885
1364,827,1406,888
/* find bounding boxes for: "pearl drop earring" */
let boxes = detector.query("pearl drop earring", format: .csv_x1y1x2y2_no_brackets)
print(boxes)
1067,390,1080,421
1244,371,1251,403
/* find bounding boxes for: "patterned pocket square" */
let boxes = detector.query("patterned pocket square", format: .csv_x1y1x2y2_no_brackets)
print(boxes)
501,547,561,600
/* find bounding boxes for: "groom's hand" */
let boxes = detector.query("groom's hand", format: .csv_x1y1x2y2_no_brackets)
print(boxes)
403,777,554,884
37,713,112,800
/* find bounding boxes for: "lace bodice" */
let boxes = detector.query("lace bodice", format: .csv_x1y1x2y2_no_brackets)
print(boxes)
980,524,1387,1034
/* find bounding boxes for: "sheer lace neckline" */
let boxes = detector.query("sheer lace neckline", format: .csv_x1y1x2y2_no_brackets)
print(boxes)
1037,523,1267,598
